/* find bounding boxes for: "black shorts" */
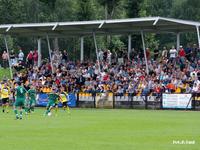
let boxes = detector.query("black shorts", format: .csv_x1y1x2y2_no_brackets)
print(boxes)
62,102,67,107
2,98,9,104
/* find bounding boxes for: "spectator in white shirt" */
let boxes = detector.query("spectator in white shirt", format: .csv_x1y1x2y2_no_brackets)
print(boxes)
169,46,177,64
99,49,103,62
107,50,112,64
18,49,24,61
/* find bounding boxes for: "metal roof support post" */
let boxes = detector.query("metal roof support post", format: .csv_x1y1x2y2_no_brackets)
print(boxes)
128,34,132,60
80,36,84,63
196,26,200,48
176,32,180,50
141,31,149,75
93,32,101,73
37,38,42,67
3,35,13,79
46,35,54,73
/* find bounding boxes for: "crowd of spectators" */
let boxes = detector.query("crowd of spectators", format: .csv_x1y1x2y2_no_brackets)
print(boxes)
1,43,200,97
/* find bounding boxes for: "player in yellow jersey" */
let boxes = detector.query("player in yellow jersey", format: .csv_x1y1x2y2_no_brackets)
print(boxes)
59,86,70,114
0,82,10,113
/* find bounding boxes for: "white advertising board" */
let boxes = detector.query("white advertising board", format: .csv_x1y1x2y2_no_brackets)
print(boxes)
162,94,192,109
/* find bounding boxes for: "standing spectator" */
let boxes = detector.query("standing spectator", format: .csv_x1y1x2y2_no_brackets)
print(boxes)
107,50,112,64
2,51,9,68
18,49,24,61
103,50,107,62
99,49,103,62
33,49,38,66
178,45,186,64
62,50,68,63
58,51,62,65
169,46,177,64
138,49,144,62
111,49,117,63
162,47,168,59
52,49,61,68
118,49,124,64
191,44,198,62
10,50,16,66
185,44,191,61
123,50,128,60
146,48,151,60
153,46,159,60
129,48,135,61
26,51,33,67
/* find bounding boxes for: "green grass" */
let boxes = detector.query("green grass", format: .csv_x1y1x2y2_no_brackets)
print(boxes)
0,108,199,150
0,68,11,80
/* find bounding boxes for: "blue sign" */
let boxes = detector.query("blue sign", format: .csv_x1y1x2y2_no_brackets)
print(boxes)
37,93,77,107
37,93,48,107
67,93,76,107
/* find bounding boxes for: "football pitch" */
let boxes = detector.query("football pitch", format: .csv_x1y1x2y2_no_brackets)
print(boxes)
0,108,199,150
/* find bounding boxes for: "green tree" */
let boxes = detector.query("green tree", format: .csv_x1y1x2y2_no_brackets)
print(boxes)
75,0,96,60
138,0,175,50
171,0,200,46
0,0,25,24
39,0,57,9
125,0,142,18
121,0,143,51
97,0,122,19
76,0,95,21
140,0,173,17
172,0,200,21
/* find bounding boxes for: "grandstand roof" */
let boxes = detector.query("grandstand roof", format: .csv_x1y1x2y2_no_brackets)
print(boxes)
0,16,200,37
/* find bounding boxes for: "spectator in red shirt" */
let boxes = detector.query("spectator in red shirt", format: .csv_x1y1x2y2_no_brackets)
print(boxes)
26,51,33,67
55,78,60,85
178,45,185,64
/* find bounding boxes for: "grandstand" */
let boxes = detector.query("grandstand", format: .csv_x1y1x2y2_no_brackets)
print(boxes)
0,17,199,110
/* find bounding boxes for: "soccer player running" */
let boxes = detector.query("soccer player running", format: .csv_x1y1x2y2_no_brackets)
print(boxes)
0,82,10,113
27,84,37,113
59,86,70,114
14,82,27,120
45,86,60,116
